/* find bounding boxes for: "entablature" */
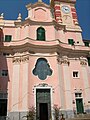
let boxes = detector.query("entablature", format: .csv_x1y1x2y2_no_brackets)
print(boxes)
0,38,90,58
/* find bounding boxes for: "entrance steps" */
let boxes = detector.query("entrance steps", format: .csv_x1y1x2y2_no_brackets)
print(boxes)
66,114,90,120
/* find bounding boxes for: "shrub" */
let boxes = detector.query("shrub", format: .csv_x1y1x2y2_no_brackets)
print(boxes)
27,106,36,120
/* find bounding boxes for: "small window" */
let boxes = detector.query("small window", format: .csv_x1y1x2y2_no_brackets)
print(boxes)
68,39,74,45
1,70,8,76
84,42,89,47
75,93,82,98
73,71,78,78
5,35,12,42
87,57,90,66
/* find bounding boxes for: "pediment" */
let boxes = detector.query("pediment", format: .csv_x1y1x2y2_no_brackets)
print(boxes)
26,2,50,10
26,2,52,22
34,8,47,21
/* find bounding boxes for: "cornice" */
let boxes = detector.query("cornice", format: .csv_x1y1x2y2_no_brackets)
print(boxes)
64,25,82,32
1,38,90,58
14,18,63,27
15,18,54,27
14,19,81,33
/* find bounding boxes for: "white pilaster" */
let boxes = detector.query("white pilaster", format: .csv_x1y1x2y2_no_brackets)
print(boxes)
62,57,73,110
25,25,29,38
15,27,21,40
81,65,90,105
57,57,65,109
22,62,29,110
12,63,20,111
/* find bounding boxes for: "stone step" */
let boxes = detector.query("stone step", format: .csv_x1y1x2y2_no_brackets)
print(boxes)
66,118,90,120
66,114,90,120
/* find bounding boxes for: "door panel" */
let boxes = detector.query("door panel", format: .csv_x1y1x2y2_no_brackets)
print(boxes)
36,89,51,120
76,99,84,113
39,103,48,120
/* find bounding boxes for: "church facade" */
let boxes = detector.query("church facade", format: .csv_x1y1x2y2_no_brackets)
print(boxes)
0,0,90,120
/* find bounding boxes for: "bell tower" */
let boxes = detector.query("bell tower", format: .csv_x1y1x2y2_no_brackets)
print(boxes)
50,0,84,45
50,0,79,26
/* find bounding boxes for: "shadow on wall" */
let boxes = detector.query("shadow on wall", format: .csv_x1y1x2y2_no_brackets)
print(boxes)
0,28,9,119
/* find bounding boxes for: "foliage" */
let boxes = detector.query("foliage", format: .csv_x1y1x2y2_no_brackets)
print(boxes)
53,104,60,120
26,106,36,120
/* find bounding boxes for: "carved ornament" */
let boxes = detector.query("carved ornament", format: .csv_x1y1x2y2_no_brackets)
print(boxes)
57,56,70,65
12,55,29,63
34,83,52,88
80,57,87,66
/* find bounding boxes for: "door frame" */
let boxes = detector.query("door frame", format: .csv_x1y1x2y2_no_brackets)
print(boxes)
33,83,53,120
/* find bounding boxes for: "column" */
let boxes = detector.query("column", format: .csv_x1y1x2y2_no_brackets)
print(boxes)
61,56,73,117
15,26,21,40
57,56,65,109
22,55,29,111
24,24,29,38
12,57,21,111
80,57,90,111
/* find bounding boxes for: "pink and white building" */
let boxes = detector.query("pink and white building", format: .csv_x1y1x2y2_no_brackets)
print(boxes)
0,0,90,120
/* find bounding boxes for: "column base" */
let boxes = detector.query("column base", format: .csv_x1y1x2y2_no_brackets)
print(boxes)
60,110,74,118
7,111,27,120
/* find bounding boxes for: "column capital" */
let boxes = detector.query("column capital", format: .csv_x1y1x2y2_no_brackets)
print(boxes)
80,56,87,66
57,56,70,65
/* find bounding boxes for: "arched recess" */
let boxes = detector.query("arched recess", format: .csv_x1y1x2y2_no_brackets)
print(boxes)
37,27,45,41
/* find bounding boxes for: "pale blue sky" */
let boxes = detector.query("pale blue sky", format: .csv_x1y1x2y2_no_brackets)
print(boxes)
0,0,90,40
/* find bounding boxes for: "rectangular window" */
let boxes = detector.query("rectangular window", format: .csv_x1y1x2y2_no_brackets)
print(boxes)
84,42,89,47
87,57,90,66
68,39,74,45
73,71,79,78
5,35,12,42
1,70,8,76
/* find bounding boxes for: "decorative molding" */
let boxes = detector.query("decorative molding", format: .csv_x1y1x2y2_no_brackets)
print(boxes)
12,55,29,63
34,83,49,87
80,56,87,66
57,56,62,64
13,57,21,63
57,56,70,65
21,55,29,62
